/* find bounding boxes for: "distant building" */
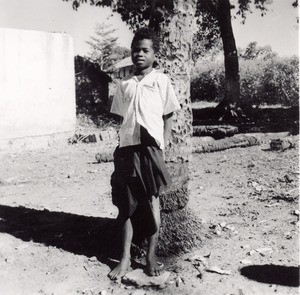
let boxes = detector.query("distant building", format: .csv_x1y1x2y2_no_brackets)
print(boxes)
112,56,133,79
109,57,162,99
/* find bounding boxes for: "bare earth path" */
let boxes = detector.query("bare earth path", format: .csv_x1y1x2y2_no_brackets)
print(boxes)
0,134,298,295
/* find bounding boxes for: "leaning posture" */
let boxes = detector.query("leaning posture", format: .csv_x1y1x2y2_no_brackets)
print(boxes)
108,27,180,280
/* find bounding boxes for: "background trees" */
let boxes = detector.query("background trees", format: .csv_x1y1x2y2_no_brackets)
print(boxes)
240,41,277,61
68,0,297,106
85,22,130,71
191,42,299,107
194,0,297,106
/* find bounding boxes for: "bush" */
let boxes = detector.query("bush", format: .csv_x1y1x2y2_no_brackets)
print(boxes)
191,61,225,102
258,56,299,106
75,56,111,116
191,55,299,107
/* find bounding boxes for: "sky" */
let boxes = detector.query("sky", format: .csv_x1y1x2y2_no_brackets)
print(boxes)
0,0,298,57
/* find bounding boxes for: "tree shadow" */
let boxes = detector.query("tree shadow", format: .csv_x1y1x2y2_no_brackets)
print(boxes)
0,204,123,269
240,265,299,287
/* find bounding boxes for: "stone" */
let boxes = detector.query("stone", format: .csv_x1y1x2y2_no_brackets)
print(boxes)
129,290,146,295
240,258,252,265
95,150,113,163
206,266,232,275
122,269,170,287
270,138,294,151
186,254,209,269
220,222,227,228
175,276,184,287
254,247,273,256
241,244,250,250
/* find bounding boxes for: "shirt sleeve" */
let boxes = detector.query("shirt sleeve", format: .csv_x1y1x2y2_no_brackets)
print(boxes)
110,81,124,117
158,74,181,116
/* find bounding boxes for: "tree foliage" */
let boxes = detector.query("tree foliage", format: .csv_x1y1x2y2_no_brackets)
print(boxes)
64,0,298,105
64,0,287,29
239,41,277,60
85,22,131,71
191,45,299,107
64,0,297,57
63,0,296,64
75,55,112,115
64,0,174,31
191,0,275,61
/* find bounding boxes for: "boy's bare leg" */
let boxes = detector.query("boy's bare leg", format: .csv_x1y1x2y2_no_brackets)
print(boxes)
108,218,133,280
146,195,164,276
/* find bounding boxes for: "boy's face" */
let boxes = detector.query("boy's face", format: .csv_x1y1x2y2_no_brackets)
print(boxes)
131,39,155,70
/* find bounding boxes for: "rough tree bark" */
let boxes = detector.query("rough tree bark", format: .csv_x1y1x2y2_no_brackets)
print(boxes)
150,0,203,256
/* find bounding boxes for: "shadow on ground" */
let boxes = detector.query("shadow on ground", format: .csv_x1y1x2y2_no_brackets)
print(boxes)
0,204,122,268
240,265,300,287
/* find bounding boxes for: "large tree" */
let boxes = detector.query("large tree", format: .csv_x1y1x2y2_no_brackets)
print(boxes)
194,0,269,106
63,0,297,255
65,0,201,255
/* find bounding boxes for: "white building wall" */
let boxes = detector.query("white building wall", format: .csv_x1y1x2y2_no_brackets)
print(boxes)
0,28,76,147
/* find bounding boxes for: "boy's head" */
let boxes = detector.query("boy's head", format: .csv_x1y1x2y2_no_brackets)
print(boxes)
131,27,160,53
131,27,160,70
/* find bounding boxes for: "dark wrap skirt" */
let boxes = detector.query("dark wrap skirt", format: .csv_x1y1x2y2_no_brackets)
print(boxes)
111,127,172,236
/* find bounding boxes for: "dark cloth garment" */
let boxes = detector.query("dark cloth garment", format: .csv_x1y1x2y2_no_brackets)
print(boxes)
111,126,172,236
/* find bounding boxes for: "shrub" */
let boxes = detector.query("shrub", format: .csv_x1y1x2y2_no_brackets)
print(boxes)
191,61,225,102
191,55,299,107
257,56,299,106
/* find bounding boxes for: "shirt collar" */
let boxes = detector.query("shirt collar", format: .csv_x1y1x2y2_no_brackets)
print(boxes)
132,68,156,83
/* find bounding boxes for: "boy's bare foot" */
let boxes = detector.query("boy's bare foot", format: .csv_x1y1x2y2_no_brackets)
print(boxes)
108,257,131,280
146,257,164,276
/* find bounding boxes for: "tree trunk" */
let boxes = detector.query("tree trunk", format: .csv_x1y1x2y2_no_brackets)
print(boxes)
216,0,240,104
152,0,203,256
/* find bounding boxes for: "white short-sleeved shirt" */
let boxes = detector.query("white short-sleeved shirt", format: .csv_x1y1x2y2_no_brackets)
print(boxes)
110,69,180,149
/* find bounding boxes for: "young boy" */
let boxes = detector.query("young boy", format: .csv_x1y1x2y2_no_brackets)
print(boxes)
108,27,180,280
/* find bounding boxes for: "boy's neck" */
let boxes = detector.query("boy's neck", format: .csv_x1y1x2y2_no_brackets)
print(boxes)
134,66,153,77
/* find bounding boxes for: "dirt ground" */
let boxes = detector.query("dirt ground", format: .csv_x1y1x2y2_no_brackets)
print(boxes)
0,129,299,295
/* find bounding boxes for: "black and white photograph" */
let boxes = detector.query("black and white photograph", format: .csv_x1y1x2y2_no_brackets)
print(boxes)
0,0,299,294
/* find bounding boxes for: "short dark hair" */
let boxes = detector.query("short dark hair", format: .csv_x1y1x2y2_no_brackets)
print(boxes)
131,27,160,53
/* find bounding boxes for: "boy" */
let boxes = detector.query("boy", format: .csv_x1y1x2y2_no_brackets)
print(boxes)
108,27,180,280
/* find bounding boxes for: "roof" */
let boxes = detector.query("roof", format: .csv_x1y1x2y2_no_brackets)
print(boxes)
114,56,133,69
